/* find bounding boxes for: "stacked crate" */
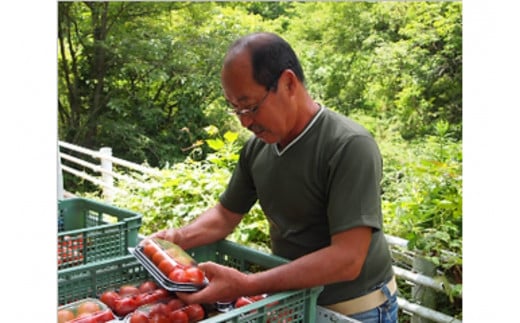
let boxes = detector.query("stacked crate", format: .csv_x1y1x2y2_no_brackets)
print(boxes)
57,198,142,270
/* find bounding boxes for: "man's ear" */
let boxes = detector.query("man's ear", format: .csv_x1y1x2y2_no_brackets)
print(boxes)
280,69,298,96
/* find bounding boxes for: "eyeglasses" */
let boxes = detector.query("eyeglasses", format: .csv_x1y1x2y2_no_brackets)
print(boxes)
227,89,271,118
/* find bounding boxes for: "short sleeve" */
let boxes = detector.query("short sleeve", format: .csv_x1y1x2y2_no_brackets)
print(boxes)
326,135,383,235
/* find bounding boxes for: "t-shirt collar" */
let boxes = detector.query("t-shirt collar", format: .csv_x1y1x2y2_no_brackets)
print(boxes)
273,104,325,156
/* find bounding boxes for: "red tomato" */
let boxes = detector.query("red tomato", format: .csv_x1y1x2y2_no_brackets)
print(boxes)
93,309,115,322
152,251,168,266
167,310,189,323
114,296,140,316
77,300,101,316
62,235,73,247
69,312,96,323
149,312,170,323
185,267,205,284
57,309,75,323
99,290,120,309
166,298,185,312
149,303,169,317
119,285,140,297
140,288,169,305
250,294,267,301
168,268,189,283
143,243,160,259
135,291,167,308
235,297,253,308
184,304,205,321
153,288,170,299
138,280,158,293
158,259,176,276
129,311,150,323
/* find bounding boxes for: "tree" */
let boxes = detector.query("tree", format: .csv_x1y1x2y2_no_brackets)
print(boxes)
58,2,276,166
282,2,462,139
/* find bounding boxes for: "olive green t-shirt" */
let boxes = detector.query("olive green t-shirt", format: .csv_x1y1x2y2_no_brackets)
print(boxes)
219,106,394,305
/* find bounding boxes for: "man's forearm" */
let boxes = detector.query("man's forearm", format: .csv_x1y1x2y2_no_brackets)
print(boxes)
177,203,242,250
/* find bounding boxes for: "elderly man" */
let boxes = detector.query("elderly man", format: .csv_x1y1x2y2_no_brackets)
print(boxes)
152,32,398,323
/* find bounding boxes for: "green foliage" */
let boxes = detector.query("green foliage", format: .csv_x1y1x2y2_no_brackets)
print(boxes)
380,118,462,306
280,2,461,140
58,2,277,168
59,2,461,169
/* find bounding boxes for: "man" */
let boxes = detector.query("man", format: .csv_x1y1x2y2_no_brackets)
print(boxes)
152,32,398,322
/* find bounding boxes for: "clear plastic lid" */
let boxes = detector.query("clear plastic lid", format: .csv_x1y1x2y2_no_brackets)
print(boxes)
129,238,208,292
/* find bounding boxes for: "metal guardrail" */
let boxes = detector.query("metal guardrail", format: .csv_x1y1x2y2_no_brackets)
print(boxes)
58,140,462,323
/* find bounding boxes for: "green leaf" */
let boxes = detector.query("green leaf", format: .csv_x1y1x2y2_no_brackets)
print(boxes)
206,138,225,151
223,131,239,143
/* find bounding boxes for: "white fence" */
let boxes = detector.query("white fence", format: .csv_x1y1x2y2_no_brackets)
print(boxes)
58,140,462,323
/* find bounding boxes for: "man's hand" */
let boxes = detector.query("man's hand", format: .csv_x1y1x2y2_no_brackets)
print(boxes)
150,228,179,244
176,262,250,304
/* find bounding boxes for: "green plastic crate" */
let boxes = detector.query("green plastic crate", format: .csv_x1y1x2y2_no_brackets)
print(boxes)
58,240,322,322
57,198,142,270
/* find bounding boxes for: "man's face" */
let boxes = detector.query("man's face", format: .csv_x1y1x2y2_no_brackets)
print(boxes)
221,51,290,145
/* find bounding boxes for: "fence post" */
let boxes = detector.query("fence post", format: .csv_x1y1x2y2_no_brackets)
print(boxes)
57,145,64,200
411,255,437,323
99,147,114,203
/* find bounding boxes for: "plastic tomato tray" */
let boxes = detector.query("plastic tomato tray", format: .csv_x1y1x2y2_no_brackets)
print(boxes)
57,198,142,270
129,245,208,292
58,297,115,322
58,240,322,322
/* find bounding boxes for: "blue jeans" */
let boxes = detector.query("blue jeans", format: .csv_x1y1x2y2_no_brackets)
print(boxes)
348,283,399,323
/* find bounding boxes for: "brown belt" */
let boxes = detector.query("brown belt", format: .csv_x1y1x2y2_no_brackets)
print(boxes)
324,276,397,316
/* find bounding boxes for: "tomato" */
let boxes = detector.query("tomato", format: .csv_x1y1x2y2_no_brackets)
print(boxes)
166,298,185,312
152,251,168,266
62,235,73,247
158,259,176,276
57,309,75,323
114,296,140,316
119,285,140,297
167,309,189,323
149,303,169,317
153,288,170,299
77,300,101,316
138,280,158,293
235,297,253,308
143,243,160,259
184,304,205,322
149,312,170,323
168,268,189,283
99,290,120,309
185,267,205,285
71,309,114,323
129,311,150,323
250,294,267,301
67,235,84,250
92,309,115,322
69,312,96,323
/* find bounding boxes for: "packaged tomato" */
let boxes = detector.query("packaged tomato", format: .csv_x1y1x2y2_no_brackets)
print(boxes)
124,299,206,323
57,298,114,323
99,281,172,317
129,238,208,292
234,294,268,308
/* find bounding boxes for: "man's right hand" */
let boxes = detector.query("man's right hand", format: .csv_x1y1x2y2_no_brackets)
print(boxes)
149,228,184,247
